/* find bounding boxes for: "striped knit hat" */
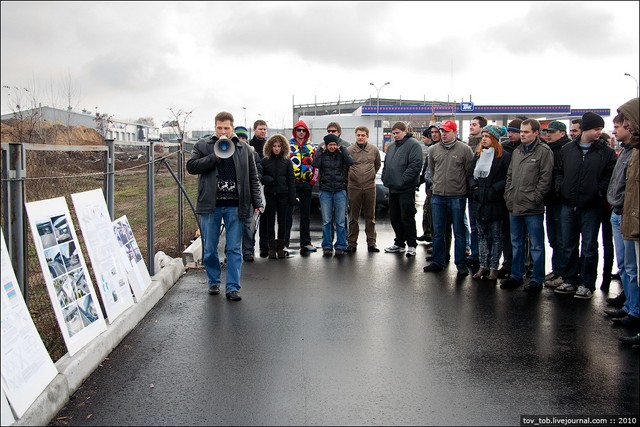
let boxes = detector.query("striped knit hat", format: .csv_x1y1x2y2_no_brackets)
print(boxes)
481,125,507,142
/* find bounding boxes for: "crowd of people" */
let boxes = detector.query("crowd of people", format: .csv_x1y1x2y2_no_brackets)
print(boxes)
186,98,639,347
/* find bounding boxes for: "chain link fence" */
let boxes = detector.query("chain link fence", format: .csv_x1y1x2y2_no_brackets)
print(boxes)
1,141,199,361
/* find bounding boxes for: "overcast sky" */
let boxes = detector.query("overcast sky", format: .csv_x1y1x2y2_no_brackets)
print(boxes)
1,1,639,132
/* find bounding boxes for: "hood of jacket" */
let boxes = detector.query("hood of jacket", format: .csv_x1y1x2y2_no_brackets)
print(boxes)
291,120,310,141
618,97,639,149
263,136,291,158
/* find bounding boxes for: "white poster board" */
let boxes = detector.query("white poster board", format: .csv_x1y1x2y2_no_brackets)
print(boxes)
112,215,151,300
25,197,107,356
1,230,58,418
71,189,135,323
1,386,15,426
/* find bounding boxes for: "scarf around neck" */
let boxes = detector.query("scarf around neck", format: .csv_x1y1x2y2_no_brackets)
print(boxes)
473,147,494,179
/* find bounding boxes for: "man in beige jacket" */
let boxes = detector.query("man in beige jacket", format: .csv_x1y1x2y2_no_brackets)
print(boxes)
346,126,382,252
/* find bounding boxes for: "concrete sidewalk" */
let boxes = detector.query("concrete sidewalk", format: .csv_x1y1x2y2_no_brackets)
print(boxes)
12,257,186,426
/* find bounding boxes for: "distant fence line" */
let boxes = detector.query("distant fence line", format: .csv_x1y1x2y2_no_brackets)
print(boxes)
0,139,198,361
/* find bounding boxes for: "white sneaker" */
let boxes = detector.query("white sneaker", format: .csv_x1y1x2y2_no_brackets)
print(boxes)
384,244,405,253
406,247,416,257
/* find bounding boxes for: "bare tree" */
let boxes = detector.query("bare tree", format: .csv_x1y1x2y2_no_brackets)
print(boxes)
61,73,81,144
165,106,193,142
95,111,113,140
2,84,42,143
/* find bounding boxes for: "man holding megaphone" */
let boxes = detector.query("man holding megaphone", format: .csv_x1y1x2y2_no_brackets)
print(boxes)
187,111,263,302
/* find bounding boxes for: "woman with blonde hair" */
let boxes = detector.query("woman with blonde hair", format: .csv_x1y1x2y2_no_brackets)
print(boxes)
261,134,296,259
467,125,511,281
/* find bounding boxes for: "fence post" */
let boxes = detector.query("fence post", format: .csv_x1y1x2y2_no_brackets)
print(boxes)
177,138,183,252
104,139,115,220
147,141,155,276
7,143,27,302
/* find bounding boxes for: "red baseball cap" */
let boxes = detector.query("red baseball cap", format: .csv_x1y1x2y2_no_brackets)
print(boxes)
439,120,457,132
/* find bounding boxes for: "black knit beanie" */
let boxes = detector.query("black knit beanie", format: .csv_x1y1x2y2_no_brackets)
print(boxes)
581,112,605,131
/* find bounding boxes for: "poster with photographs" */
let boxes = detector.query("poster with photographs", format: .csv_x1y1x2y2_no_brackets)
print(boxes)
1,230,58,419
25,197,107,356
112,215,151,300
71,189,135,323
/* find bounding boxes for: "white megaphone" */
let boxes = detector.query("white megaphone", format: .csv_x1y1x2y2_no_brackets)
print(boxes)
214,137,235,159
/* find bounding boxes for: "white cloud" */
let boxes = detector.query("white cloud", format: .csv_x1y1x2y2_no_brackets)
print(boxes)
2,1,638,131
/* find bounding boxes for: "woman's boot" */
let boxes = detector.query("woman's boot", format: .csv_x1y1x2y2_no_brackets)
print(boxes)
473,268,489,279
487,269,498,281
268,239,277,259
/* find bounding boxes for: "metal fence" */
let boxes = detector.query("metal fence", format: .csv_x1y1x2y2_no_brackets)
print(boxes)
1,140,199,361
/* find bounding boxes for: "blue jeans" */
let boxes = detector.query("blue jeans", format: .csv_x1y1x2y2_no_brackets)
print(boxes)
320,190,348,250
509,213,545,284
467,199,478,261
201,208,242,293
545,203,565,275
560,205,601,291
611,213,639,317
432,195,467,267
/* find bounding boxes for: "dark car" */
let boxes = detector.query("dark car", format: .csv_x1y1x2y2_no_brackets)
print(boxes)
311,152,389,210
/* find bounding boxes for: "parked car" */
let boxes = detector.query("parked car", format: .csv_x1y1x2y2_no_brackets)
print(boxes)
311,152,389,210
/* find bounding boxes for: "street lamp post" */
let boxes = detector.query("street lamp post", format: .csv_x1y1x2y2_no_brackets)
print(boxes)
624,73,639,98
370,82,390,148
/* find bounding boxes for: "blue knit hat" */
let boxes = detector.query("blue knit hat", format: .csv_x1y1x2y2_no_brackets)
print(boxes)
234,126,249,140
481,125,507,141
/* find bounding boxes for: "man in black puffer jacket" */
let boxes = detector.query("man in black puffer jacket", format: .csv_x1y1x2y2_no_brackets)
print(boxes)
312,133,353,256
553,112,617,300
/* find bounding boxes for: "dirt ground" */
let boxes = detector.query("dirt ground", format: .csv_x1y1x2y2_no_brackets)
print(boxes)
1,118,104,145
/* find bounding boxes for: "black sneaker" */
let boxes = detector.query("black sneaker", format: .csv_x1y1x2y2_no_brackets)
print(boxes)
522,281,543,293
259,249,269,258
456,264,469,277
243,254,254,262
226,291,242,301
606,292,626,308
345,246,357,253
497,267,511,280
208,285,220,295
500,277,523,289
368,245,380,253
423,262,443,272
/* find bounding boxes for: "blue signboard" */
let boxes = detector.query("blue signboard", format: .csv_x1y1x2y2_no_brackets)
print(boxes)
460,102,474,111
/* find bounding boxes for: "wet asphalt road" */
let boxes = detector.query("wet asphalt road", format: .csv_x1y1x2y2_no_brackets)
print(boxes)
50,198,639,426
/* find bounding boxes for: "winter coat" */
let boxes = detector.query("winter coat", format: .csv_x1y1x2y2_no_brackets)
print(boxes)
606,143,632,213
347,142,381,190
312,145,353,192
428,139,474,197
554,136,617,209
261,156,295,203
186,135,262,218
544,135,571,206
289,120,316,186
382,135,423,193
618,97,640,240
467,151,511,222
504,137,553,216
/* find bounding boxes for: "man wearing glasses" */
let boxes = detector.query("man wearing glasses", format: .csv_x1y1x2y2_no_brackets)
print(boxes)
326,122,351,148
285,120,318,253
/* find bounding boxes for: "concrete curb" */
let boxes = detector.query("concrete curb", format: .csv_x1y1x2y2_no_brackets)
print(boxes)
12,258,186,426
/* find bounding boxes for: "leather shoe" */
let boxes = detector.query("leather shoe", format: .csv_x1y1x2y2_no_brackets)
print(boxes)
368,245,380,253
225,291,242,301
619,334,640,346
500,277,523,289
611,315,640,330
604,308,628,319
456,264,469,276
208,285,220,295
522,281,543,293
606,292,626,307
345,246,357,253
423,262,443,272
243,254,254,262
497,267,511,280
